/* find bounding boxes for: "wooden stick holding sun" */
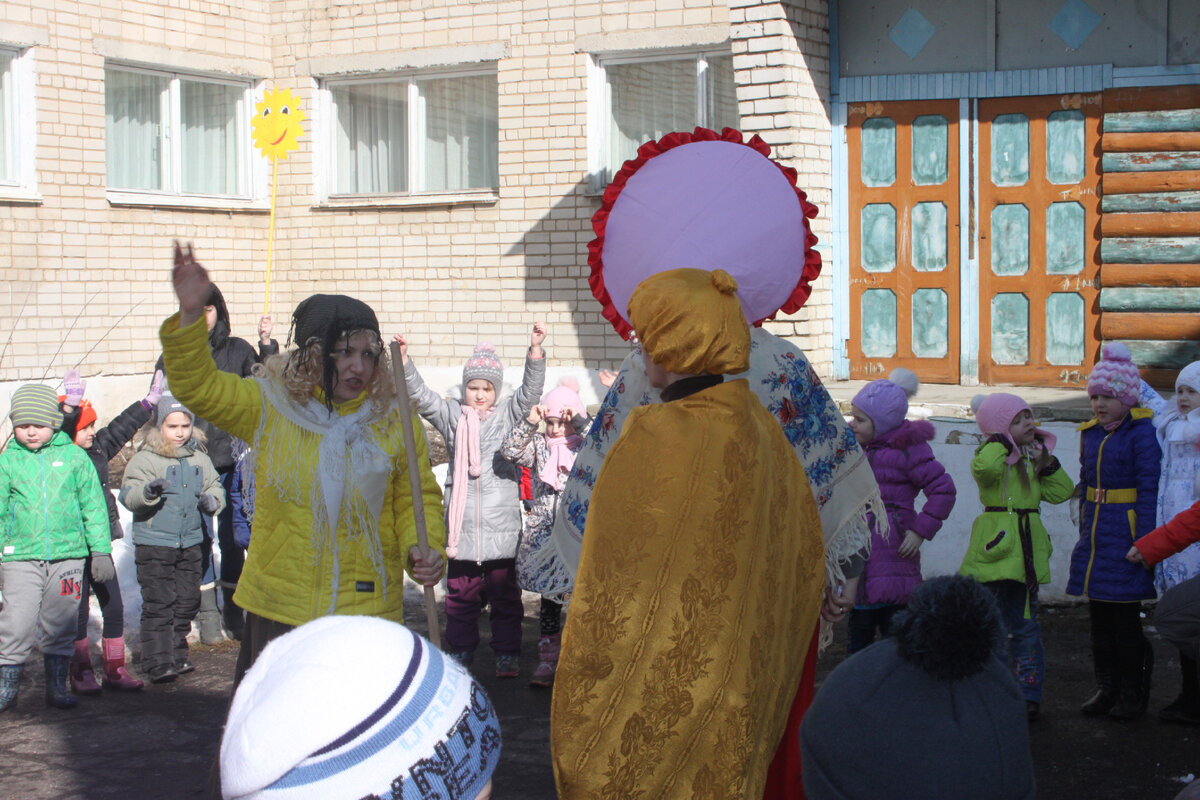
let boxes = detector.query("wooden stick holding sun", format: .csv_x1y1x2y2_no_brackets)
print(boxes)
251,87,306,316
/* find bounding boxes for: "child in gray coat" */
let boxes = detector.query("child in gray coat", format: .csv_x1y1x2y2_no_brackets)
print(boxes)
119,396,224,684
396,323,546,678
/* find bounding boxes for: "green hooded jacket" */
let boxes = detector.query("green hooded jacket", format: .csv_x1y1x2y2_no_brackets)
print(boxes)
0,430,111,562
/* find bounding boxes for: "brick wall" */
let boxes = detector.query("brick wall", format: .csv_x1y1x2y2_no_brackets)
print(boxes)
0,0,834,416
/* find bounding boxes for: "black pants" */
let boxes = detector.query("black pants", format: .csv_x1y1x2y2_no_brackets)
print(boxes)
135,544,202,671
75,556,124,640
1089,599,1149,693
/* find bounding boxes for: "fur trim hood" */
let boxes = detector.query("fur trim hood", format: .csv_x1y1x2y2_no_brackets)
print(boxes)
140,425,208,459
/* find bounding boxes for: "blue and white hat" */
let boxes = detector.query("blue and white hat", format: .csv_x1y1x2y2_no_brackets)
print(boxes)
220,616,501,800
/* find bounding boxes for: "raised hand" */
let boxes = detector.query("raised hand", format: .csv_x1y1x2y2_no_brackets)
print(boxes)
527,404,546,425
598,368,618,388
172,240,213,328
530,321,547,358
145,370,166,406
63,370,87,407
258,315,274,345
392,334,410,365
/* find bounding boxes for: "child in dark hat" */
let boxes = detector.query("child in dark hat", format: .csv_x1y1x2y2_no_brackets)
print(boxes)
162,242,446,697
0,384,113,711
801,575,1036,800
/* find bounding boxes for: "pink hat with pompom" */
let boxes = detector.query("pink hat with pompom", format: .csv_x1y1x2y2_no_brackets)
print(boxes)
1087,342,1141,408
851,368,919,437
972,393,1056,465
541,377,585,421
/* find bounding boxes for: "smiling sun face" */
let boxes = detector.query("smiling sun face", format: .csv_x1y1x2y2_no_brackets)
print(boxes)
252,87,306,160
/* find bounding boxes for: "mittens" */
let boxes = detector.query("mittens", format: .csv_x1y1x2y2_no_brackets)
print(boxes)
144,478,169,501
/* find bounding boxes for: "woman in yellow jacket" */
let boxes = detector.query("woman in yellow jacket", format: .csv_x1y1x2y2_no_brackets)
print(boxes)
162,243,446,684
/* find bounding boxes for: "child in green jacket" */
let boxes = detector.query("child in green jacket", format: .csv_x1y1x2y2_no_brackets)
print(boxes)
0,384,113,712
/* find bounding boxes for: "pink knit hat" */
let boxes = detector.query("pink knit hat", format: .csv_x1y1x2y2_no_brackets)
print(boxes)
1087,342,1141,408
541,377,585,421
462,342,504,391
973,393,1056,465
851,368,919,437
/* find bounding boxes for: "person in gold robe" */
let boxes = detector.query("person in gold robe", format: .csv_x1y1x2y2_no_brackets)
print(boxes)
551,267,826,799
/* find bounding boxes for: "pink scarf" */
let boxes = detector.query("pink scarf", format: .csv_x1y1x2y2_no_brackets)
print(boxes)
539,433,583,492
447,406,492,558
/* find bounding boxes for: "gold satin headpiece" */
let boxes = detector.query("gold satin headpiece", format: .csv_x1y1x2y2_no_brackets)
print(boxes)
628,268,751,376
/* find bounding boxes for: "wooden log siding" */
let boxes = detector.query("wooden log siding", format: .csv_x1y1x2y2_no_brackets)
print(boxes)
1100,96,1200,376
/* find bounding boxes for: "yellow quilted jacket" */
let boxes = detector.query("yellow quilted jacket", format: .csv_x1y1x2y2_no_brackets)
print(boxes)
160,313,446,627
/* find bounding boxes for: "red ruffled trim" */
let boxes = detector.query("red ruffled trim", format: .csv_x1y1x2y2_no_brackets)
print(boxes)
588,127,822,340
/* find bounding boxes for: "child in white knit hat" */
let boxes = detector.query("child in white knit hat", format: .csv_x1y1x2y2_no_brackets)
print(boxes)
220,615,501,800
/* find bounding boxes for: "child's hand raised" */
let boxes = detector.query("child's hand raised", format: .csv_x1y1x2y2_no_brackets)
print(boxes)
530,321,547,358
527,404,547,425
258,315,274,345
172,240,213,328
598,368,618,388
392,334,411,365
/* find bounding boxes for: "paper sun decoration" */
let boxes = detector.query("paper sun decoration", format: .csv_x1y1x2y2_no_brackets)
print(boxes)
251,87,306,160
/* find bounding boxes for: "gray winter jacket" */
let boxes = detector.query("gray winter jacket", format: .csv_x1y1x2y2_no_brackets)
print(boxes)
118,430,225,549
404,352,545,562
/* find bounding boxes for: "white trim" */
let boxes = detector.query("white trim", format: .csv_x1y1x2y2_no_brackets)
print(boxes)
104,62,258,201
832,101,850,379
960,98,979,384
575,25,730,56
585,54,606,194
300,42,508,80
316,66,500,201
92,38,267,80
0,46,39,200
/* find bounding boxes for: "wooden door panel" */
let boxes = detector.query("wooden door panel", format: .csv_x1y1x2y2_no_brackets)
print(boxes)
848,100,960,382
979,94,1101,386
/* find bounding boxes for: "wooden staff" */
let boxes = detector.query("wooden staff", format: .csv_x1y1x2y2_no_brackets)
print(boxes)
389,340,442,648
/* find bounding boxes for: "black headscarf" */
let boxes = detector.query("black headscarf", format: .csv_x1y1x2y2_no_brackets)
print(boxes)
288,294,382,408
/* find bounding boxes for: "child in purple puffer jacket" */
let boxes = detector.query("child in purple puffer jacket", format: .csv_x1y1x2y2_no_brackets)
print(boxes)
845,369,956,654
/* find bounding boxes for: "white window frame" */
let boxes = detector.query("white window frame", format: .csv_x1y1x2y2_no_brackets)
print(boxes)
104,62,267,211
315,65,499,209
0,45,39,203
587,47,736,192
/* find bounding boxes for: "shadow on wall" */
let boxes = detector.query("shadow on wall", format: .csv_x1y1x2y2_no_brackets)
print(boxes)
506,177,629,403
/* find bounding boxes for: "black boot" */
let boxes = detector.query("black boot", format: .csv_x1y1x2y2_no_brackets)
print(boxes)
43,655,78,709
1160,654,1200,724
1082,621,1118,716
1110,638,1151,721
221,586,244,641
0,664,22,712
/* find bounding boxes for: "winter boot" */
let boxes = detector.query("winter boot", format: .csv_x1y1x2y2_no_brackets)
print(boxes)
1110,639,1152,721
69,638,102,695
530,633,561,688
44,655,78,709
1082,616,1118,716
101,638,144,691
221,585,244,641
0,664,21,712
1160,654,1200,724
196,585,225,644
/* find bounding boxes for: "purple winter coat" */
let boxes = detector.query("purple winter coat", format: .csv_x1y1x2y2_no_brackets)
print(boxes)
859,419,957,605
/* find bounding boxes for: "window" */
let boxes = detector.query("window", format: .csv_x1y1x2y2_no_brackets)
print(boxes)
591,50,739,185
322,69,498,197
0,49,14,185
0,44,37,199
105,64,252,198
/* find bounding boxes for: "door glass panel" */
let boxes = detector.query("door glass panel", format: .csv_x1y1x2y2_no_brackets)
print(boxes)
861,204,897,273
991,113,1029,186
912,201,947,272
1046,292,1085,365
861,289,897,357
861,117,896,187
991,293,1029,365
1046,201,1085,275
991,204,1030,276
1046,110,1085,185
912,288,949,357
912,114,948,186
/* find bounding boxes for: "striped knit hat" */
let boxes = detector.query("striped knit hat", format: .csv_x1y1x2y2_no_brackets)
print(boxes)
220,616,502,800
9,384,63,430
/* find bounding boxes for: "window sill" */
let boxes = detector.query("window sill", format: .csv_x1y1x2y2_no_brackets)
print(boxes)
106,191,270,213
313,190,499,211
0,188,43,205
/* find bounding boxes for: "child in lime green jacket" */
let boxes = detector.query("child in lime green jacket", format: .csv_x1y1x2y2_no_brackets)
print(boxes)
0,384,112,712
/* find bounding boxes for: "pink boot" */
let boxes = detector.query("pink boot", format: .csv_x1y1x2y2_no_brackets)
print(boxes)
69,639,102,696
101,638,144,691
530,633,561,688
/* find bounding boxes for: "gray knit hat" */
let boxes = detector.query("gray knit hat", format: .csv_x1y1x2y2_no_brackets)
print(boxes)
154,394,195,427
9,384,63,430
801,576,1036,800
462,342,504,391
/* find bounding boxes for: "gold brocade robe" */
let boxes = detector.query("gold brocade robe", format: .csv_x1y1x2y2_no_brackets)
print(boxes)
551,379,824,800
